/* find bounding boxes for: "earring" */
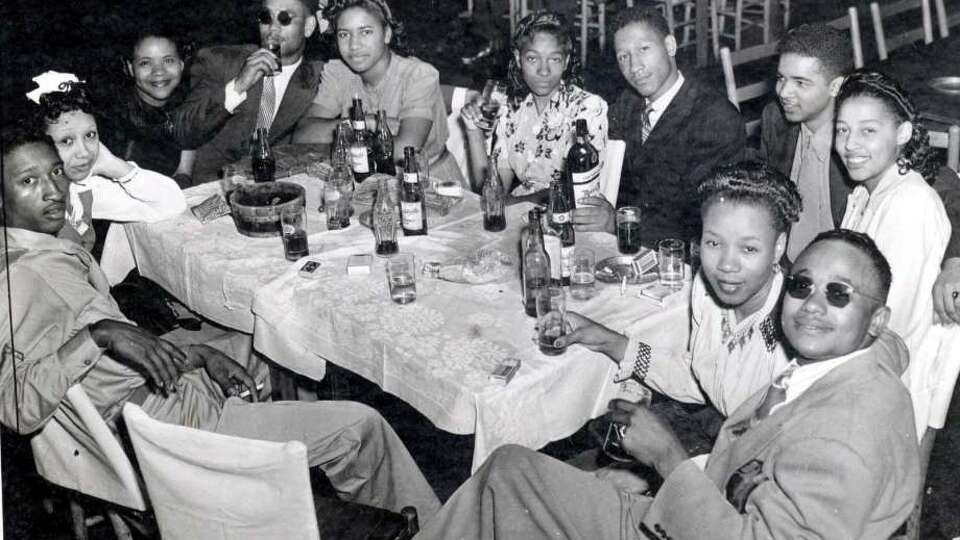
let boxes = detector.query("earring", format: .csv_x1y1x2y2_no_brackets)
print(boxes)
896,156,910,175
772,261,781,273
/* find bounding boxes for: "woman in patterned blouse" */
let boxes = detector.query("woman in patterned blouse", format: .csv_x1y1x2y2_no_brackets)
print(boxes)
460,11,608,196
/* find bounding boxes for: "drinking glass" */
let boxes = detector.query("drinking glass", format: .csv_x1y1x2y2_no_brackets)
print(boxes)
616,206,642,255
305,161,328,212
266,34,282,74
280,206,309,261
324,174,354,230
536,286,567,356
477,79,508,131
570,247,597,300
658,238,685,289
601,384,653,463
385,253,417,304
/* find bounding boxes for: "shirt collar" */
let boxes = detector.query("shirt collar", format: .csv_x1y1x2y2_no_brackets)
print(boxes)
781,345,870,406
647,71,685,115
799,120,833,163
2,227,80,253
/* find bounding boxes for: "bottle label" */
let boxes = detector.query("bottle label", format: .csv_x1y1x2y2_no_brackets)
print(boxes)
400,202,424,229
561,245,574,278
350,147,370,173
352,120,366,131
403,172,419,185
571,166,601,202
552,211,571,224
543,235,562,280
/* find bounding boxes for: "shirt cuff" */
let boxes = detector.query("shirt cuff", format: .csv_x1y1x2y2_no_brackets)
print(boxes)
116,163,140,184
224,79,247,114
614,336,653,383
58,327,104,381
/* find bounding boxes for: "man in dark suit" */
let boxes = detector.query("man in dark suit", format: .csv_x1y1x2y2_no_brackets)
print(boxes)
176,0,321,181
573,5,745,244
761,23,960,321
415,229,919,539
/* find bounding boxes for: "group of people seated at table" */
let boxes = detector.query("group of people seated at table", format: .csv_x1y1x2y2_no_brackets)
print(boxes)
3,0,960,537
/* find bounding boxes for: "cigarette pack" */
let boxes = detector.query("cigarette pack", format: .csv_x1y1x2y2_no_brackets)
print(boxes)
346,254,373,275
298,260,323,278
489,357,521,386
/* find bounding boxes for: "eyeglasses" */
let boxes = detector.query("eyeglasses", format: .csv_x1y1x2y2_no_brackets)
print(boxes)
257,9,295,26
783,274,883,308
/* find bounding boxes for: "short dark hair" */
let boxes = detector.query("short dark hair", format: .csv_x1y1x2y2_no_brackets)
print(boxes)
612,3,671,39
698,160,803,234
1,123,53,166
31,81,97,128
325,0,408,54
810,228,892,302
777,23,853,79
506,11,582,104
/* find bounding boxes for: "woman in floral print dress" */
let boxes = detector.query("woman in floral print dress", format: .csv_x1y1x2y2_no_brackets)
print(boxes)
460,11,608,197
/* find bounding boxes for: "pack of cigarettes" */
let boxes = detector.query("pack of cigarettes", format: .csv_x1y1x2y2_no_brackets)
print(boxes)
489,357,521,386
190,194,231,224
346,254,372,275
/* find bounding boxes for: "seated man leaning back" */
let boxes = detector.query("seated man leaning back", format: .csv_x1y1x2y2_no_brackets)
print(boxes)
0,127,440,520
416,228,920,540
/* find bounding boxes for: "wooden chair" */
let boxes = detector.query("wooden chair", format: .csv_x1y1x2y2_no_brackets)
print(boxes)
826,6,865,69
600,139,627,206
719,41,780,137
870,0,934,61
933,0,960,37
32,386,148,540
928,125,960,172
712,0,790,55
122,403,419,540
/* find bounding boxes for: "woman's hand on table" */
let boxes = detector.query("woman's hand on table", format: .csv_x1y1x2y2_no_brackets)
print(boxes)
189,344,260,402
573,196,615,234
555,312,628,362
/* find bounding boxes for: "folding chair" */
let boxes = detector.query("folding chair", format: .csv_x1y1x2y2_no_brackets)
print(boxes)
870,0,934,61
826,6,865,69
928,124,960,172
933,0,960,37
601,139,627,206
719,41,780,137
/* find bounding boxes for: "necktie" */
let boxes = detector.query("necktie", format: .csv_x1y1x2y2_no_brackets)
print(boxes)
640,105,653,144
255,76,276,132
755,367,794,420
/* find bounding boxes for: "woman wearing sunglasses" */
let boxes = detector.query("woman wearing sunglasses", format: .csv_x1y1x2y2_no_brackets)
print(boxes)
558,161,800,436
834,71,951,445
296,0,463,184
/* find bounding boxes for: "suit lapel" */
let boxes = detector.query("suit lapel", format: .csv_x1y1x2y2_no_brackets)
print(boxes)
641,79,695,149
270,61,321,139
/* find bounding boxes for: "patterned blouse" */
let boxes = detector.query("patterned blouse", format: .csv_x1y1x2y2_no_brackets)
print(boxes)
492,83,608,196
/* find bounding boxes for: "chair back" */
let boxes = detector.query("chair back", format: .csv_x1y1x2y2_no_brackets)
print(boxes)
443,85,474,183
31,385,146,511
826,6,865,69
122,403,320,540
719,41,779,136
933,0,960,37
928,125,960,172
601,139,626,206
870,0,934,60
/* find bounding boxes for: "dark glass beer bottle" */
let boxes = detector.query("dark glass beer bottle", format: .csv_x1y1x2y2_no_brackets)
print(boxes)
566,118,600,203
399,146,427,236
373,109,396,175
251,128,276,183
349,97,375,182
548,177,575,286
522,209,551,317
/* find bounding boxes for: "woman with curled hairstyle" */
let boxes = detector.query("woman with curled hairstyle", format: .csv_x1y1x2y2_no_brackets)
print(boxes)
460,11,608,196
836,70,951,444
27,72,185,260
557,161,799,453
297,0,463,184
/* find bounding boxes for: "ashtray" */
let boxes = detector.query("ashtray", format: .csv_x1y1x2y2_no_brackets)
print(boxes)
595,254,658,285
929,76,960,95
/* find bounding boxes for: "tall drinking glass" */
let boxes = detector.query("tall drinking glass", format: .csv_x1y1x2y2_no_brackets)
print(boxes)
385,253,417,304
536,286,567,356
280,206,309,261
616,206,642,254
477,79,508,132
325,170,354,230
570,247,596,300
658,238,685,289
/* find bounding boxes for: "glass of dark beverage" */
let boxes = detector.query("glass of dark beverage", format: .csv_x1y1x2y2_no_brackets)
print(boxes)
266,35,282,74
477,79,507,131
616,206,641,255
536,286,567,356
251,128,275,183
280,206,309,261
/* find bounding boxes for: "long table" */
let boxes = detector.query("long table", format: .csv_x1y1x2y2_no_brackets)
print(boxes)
874,32,960,127
121,175,688,470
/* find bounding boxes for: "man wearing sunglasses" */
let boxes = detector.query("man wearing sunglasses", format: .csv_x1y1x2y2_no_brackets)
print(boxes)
416,228,919,540
174,0,321,181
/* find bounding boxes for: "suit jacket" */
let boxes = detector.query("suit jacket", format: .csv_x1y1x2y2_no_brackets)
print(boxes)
760,100,960,258
610,76,746,245
640,330,920,540
175,45,324,182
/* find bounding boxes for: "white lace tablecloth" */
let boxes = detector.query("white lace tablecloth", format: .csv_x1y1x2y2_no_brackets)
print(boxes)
249,183,690,471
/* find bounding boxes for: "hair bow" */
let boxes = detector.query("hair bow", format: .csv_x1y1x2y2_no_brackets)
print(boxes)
26,71,82,104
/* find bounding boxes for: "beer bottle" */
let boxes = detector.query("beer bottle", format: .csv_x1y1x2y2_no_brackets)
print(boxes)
547,177,575,286
349,96,375,182
522,208,551,317
400,146,427,236
373,109,396,175
566,118,600,203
